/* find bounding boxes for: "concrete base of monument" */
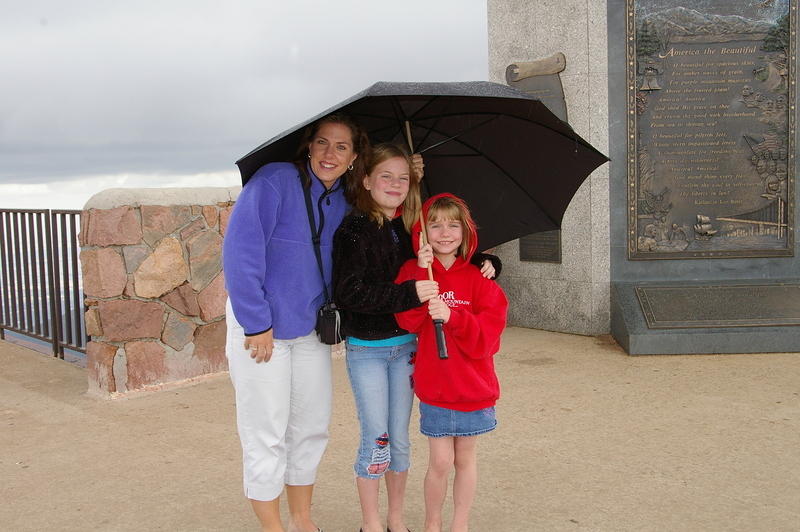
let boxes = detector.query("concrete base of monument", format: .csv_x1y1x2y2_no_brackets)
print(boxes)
611,280,800,355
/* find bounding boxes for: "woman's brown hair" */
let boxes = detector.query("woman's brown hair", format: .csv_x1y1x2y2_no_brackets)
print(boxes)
293,113,370,203
354,143,421,233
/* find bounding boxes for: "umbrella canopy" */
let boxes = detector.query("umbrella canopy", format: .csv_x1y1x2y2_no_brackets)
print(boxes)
236,81,608,250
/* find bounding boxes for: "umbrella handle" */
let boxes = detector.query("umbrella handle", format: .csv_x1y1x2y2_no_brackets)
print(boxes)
434,319,448,359
418,208,447,359
405,120,414,153
418,209,435,281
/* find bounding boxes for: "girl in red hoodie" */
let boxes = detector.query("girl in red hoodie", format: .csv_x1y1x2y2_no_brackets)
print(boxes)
394,193,508,532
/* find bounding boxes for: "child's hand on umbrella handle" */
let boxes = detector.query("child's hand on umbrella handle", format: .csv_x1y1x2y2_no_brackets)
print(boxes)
428,297,451,323
415,280,439,302
479,260,496,279
417,243,433,269
411,153,424,179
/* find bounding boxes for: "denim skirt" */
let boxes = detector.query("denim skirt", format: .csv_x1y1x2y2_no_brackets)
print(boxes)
419,401,497,438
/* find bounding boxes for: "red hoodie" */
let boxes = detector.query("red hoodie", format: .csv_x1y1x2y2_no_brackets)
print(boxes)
394,193,508,412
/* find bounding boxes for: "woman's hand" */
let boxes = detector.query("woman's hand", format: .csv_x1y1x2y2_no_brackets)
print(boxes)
428,297,451,323
415,280,439,302
480,259,496,279
411,153,424,179
244,330,274,363
417,243,433,269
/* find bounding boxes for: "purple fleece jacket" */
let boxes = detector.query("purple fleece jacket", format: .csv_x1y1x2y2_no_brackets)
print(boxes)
223,162,348,339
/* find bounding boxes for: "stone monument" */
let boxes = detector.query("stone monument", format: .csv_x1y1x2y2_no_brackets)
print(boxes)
489,0,799,353
489,0,611,336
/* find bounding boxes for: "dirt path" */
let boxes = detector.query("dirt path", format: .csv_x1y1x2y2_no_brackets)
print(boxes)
2,328,798,531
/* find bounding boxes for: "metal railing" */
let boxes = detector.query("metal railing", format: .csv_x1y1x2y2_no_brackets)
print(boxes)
0,209,86,357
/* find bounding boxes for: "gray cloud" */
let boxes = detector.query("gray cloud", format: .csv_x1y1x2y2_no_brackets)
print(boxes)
0,0,488,183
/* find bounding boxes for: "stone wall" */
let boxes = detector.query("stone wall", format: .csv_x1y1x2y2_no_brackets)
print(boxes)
80,187,240,395
488,0,610,335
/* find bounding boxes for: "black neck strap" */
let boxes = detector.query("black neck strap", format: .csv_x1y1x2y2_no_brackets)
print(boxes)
301,177,331,304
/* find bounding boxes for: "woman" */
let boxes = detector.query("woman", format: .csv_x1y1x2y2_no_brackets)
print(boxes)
223,113,369,532
332,144,497,532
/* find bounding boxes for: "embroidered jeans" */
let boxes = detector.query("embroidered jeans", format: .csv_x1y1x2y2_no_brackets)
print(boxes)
346,339,416,478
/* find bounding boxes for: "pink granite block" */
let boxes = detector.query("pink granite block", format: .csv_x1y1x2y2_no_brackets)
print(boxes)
125,341,167,389
133,237,189,298
197,272,227,322
187,230,223,291
87,341,118,394
193,321,227,372
97,299,164,341
140,205,192,247
161,283,201,317
79,210,89,246
161,312,197,351
85,308,103,337
180,218,206,241
219,206,233,236
81,247,127,298
122,244,151,274
84,206,142,246
124,275,136,297
202,205,219,228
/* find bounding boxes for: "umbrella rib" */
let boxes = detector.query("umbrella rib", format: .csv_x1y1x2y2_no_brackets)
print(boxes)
407,96,444,151
390,96,410,122
417,116,498,154
426,154,482,157
406,96,441,121
348,120,410,140
349,96,448,150
365,97,412,148
390,97,412,145
391,96,447,152
414,118,438,152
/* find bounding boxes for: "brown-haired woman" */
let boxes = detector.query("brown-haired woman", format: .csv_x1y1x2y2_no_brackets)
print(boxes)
224,113,369,532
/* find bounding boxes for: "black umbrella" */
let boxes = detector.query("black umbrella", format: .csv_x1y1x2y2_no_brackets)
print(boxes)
237,81,608,250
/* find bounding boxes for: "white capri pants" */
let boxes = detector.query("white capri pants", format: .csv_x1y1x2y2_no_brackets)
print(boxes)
225,300,333,501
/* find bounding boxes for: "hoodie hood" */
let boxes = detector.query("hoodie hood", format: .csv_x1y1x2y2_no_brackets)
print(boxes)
411,193,478,263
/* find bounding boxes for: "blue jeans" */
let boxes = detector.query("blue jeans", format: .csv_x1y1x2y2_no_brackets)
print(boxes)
346,339,416,478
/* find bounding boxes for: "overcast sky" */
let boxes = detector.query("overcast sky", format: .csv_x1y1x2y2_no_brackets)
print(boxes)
0,1,488,209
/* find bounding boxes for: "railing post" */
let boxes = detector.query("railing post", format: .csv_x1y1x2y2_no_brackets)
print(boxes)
0,211,6,340
46,211,62,357
12,213,22,329
68,213,81,355
36,212,49,339
61,216,73,356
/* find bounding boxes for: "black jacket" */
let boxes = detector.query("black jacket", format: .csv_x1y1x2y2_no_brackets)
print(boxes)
332,211,501,341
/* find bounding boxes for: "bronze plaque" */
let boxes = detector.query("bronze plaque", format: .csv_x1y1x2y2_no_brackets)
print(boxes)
627,0,796,259
636,283,800,328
